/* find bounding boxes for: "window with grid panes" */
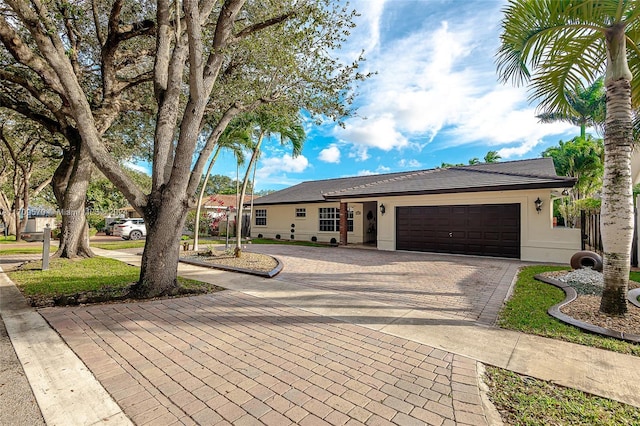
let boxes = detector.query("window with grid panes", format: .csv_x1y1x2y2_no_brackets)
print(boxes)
318,207,353,231
255,209,267,226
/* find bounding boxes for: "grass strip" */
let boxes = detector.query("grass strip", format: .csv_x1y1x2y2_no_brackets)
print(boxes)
8,257,220,299
485,366,640,425
498,265,640,356
9,257,140,296
0,246,44,255
91,240,146,250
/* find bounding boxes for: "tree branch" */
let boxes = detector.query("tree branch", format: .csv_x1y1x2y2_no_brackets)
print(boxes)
0,15,66,96
58,0,81,76
232,11,295,43
91,0,106,47
0,69,69,118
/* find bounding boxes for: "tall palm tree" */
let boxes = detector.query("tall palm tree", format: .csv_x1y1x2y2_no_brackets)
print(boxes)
536,78,606,138
192,124,248,252
497,0,640,315
234,108,305,257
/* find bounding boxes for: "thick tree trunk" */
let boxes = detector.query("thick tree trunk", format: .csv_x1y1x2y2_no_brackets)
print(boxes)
52,141,94,258
13,201,22,242
600,77,633,316
130,192,188,298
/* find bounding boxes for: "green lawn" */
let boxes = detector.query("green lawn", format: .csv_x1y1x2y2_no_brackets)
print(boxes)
0,246,44,255
498,265,640,356
9,257,140,296
91,240,146,250
485,366,640,425
492,269,640,424
8,256,220,298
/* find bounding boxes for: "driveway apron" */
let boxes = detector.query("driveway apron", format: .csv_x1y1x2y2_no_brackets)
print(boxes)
248,245,521,326
37,246,516,425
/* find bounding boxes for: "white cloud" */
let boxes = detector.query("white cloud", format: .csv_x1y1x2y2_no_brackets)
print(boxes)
356,165,391,176
256,154,309,182
318,145,341,163
398,159,421,168
336,115,409,161
498,139,543,158
329,4,577,161
349,0,387,55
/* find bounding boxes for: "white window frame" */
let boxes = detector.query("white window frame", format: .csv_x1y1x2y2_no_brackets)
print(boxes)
318,207,353,232
255,209,267,226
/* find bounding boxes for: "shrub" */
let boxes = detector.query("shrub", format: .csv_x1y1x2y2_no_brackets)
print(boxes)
86,213,105,230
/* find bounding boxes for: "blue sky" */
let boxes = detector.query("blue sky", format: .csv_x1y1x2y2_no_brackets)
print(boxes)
136,0,586,191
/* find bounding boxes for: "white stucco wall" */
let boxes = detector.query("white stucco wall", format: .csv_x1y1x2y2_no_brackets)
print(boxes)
250,202,366,244
354,189,580,264
252,189,582,264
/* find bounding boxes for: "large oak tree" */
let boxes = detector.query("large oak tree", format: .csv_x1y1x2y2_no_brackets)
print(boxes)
0,0,366,297
0,0,156,257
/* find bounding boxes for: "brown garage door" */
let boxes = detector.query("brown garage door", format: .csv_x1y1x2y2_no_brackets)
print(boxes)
396,204,520,258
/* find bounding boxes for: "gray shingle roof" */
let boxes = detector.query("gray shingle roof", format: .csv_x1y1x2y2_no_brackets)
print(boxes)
252,158,575,205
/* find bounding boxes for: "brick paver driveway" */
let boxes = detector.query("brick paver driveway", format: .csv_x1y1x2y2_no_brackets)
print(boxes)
39,246,523,425
249,245,522,326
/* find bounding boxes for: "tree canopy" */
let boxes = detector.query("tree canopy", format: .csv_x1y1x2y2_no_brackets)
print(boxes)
0,0,368,297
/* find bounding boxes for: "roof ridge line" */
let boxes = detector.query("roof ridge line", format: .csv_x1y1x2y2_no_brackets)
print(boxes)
449,166,575,182
324,169,441,196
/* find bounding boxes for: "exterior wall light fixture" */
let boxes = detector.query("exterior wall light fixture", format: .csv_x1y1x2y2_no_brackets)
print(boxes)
534,197,543,214
380,204,386,215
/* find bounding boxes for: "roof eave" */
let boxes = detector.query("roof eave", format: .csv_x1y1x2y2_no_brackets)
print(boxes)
323,180,577,200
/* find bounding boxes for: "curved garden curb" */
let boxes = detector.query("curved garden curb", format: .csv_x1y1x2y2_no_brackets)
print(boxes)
179,255,283,278
534,274,640,344
629,288,640,309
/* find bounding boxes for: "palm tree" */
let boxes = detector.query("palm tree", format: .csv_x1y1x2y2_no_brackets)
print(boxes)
234,107,305,257
483,150,501,163
497,0,640,315
537,78,606,138
192,125,248,252
543,136,604,201
543,136,604,227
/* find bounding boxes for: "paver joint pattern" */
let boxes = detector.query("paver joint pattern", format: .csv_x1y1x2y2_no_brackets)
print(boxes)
42,291,489,425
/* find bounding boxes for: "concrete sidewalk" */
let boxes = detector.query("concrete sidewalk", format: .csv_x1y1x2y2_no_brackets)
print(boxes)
1,246,640,426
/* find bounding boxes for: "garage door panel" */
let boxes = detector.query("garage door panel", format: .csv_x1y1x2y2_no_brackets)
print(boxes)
501,232,520,242
483,232,500,241
396,204,520,258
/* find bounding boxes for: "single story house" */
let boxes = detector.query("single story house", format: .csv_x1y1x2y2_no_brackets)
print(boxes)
249,158,584,263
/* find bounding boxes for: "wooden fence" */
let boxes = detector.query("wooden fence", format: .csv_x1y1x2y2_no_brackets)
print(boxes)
581,209,638,267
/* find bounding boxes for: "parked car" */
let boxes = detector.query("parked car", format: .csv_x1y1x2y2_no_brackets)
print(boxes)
104,222,116,236
113,218,146,240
